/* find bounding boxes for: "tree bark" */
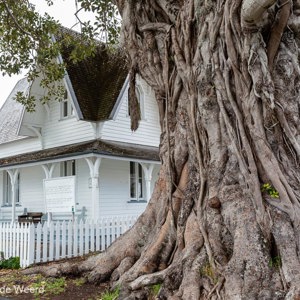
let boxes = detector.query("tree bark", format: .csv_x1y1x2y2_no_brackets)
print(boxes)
25,0,300,298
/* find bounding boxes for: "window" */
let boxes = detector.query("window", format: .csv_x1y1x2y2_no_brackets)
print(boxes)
128,86,144,119
61,160,76,177
61,91,74,118
3,171,20,206
130,162,145,201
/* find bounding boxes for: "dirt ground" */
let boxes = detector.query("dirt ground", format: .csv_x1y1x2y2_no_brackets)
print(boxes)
0,257,110,300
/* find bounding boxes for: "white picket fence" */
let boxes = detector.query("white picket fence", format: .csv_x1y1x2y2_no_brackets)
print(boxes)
0,215,138,268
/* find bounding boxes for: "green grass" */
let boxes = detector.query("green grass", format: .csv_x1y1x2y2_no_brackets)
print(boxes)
30,276,66,298
269,256,281,269
100,286,119,300
150,283,161,296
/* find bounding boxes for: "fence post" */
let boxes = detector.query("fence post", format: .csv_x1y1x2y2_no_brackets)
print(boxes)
84,221,89,255
95,220,100,251
55,222,60,260
61,221,66,259
73,221,78,257
27,223,35,267
42,222,48,262
67,221,72,258
79,220,84,256
0,223,2,257
35,223,42,263
49,222,54,261
90,221,95,253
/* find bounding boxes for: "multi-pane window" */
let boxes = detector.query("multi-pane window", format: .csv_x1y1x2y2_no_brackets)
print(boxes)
130,162,145,200
3,171,20,206
61,91,74,118
61,160,76,177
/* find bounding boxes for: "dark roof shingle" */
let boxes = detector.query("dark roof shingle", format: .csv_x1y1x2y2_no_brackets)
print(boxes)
0,139,159,168
57,28,128,121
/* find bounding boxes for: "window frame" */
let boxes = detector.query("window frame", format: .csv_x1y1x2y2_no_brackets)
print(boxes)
60,91,74,119
60,160,76,177
129,162,146,202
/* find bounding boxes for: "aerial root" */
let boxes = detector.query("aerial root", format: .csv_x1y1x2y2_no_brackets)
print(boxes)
111,256,137,282
207,276,225,300
128,267,169,290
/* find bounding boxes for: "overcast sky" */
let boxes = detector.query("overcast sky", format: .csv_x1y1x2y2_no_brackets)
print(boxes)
0,0,90,108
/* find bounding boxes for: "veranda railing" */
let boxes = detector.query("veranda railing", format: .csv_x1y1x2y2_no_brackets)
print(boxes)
0,215,138,268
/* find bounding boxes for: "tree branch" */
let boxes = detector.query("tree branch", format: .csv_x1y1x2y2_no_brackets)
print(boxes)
2,0,32,36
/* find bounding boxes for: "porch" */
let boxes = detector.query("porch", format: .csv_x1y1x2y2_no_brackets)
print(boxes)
0,139,160,223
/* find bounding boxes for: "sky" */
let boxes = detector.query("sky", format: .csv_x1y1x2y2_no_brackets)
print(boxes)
0,0,91,109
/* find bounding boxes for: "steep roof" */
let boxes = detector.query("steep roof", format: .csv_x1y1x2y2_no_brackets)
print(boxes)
0,139,159,168
0,78,30,145
56,28,129,122
0,29,129,145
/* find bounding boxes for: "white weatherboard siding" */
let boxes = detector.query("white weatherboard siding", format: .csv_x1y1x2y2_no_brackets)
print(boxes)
0,158,158,221
75,158,158,218
75,159,92,217
42,100,95,149
0,138,41,159
99,159,160,217
0,166,46,221
99,159,134,216
101,80,161,147
0,164,61,219
19,166,45,212
0,171,3,207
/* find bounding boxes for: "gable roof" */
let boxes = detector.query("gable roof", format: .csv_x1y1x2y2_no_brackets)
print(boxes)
0,139,159,169
0,78,30,145
56,28,129,122
0,29,129,145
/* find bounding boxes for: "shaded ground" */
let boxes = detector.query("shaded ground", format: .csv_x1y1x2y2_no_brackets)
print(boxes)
0,269,109,300
0,256,109,300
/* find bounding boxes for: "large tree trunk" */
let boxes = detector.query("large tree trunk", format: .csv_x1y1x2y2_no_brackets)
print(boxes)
26,0,300,299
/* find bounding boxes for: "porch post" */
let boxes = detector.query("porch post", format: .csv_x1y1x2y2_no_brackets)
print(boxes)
41,163,57,223
140,163,155,201
41,163,57,179
85,157,102,221
7,169,19,222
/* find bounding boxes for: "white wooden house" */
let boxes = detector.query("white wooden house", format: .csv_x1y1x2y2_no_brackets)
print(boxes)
0,40,161,223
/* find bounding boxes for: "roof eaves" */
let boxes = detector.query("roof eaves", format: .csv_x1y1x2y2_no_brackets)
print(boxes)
52,33,84,121
109,75,129,120
16,105,26,136
63,70,84,120
0,141,160,170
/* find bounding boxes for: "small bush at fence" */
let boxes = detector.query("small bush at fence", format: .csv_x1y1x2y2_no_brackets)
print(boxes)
0,256,20,269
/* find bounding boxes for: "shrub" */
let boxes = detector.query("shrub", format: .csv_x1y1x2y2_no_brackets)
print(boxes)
0,257,20,269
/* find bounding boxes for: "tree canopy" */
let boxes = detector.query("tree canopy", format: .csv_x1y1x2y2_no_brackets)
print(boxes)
0,0,119,109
